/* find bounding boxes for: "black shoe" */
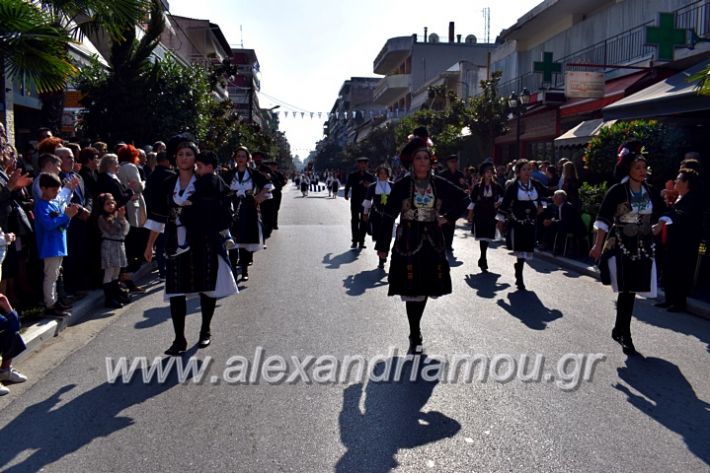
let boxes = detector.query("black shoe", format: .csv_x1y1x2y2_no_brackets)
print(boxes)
478,258,488,271
359,243,366,249
241,273,249,282
55,300,72,310
164,339,187,356
45,305,70,317
351,242,357,249
124,279,145,293
103,283,123,309
611,328,624,344
408,334,424,353
612,329,637,354
377,258,386,270
112,281,131,304
198,333,211,348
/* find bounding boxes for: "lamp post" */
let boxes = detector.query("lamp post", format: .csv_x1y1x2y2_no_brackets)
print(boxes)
508,88,530,160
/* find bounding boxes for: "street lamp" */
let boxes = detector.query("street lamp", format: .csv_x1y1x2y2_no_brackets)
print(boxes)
508,88,530,160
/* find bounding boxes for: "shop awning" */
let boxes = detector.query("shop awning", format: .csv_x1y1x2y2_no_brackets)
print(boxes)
603,59,710,120
554,119,615,147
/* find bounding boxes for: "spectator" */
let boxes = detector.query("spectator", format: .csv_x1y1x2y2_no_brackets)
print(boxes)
34,172,80,316
37,127,52,141
117,145,147,275
561,161,581,209
57,147,92,297
531,160,549,186
78,147,100,202
0,293,28,396
97,193,130,309
37,136,63,156
152,141,166,154
96,154,133,208
546,165,559,192
93,141,108,158
144,152,175,281
542,189,583,253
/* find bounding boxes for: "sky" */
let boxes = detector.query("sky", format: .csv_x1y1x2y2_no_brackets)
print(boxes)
167,0,542,159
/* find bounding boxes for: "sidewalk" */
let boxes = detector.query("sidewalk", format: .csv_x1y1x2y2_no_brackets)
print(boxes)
535,250,710,321
15,263,157,362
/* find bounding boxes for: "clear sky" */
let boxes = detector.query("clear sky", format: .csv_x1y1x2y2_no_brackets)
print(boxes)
167,0,542,159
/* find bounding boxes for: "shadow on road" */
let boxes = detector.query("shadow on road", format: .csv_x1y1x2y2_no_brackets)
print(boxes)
0,353,205,472
323,250,361,269
614,355,710,467
464,272,511,299
135,297,201,330
632,302,710,353
336,356,461,473
343,269,388,296
496,290,563,330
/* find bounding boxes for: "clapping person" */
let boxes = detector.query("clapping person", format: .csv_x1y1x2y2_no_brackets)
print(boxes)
0,293,28,396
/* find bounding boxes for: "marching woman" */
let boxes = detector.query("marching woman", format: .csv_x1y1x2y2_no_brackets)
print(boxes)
589,145,663,354
223,146,273,282
467,162,503,272
143,141,238,355
376,138,469,349
362,164,394,269
496,159,550,290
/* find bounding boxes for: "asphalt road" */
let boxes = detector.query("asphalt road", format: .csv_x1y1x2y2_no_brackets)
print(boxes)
1,183,709,473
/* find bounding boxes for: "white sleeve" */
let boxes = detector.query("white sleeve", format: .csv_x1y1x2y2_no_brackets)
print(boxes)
659,216,673,225
143,218,165,233
467,202,474,210
593,220,609,232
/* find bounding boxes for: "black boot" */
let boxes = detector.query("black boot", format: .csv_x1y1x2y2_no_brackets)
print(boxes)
378,257,387,270
406,300,427,350
514,259,525,290
103,283,123,309
113,281,130,304
614,292,638,354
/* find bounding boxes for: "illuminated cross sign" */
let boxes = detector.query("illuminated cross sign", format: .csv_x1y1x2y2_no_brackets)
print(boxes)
534,52,562,84
645,12,686,62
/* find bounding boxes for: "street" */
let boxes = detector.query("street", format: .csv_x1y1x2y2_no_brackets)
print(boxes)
1,184,709,473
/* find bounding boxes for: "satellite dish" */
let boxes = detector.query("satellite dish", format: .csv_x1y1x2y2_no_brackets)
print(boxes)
465,34,477,44
428,33,439,43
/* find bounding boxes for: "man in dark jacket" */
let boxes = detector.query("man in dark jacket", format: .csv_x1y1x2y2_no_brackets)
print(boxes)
143,152,175,279
344,157,375,249
437,155,467,254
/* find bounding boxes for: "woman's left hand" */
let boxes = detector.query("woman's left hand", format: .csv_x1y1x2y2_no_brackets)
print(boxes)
437,216,448,227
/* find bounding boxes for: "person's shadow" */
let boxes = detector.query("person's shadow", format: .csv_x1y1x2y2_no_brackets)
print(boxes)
0,352,205,472
614,355,710,467
336,356,461,472
464,272,510,299
134,297,201,329
343,269,388,296
496,291,563,330
633,302,710,353
323,250,361,269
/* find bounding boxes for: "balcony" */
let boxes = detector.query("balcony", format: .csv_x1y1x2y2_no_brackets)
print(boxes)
373,36,413,74
373,74,411,105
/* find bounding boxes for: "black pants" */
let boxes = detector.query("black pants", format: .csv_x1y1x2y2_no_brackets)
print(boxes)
350,204,366,244
169,293,217,342
239,248,253,271
125,226,149,273
273,192,282,228
615,292,636,336
442,222,455,251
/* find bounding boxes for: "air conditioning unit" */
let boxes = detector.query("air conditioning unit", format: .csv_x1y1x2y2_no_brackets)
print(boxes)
543,90,566,105
429,33,439,43
465,34,477,44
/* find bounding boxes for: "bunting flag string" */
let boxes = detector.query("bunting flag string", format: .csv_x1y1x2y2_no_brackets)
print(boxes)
271,108,397,121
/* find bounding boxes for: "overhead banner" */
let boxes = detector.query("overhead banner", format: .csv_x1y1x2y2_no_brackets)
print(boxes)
565,71,605,99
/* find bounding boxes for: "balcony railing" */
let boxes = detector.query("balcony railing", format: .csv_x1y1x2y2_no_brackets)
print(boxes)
373,74,411,105
495,0,709,98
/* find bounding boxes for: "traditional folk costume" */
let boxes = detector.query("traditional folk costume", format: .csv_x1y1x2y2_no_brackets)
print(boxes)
344,159,376,248
376,157,470,347
223,166,273,281
468,176,504,271
362,178,393,269
496,178,549,289
144,167,238,355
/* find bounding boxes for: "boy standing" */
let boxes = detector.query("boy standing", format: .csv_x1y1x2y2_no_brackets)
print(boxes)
34,173,79,316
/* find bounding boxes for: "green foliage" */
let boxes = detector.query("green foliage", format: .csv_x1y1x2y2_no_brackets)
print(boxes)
396,109,463,158
578,181,608,218
461,71,509,159
584,120,686,185
0,0,77,92
340,124,397,166
688,63,710,96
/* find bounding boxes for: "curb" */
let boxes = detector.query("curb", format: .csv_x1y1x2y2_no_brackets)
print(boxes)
535,250,710,321
16,262,157,362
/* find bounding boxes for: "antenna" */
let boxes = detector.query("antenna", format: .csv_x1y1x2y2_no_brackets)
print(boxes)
240,24,244,48
482,7,491,44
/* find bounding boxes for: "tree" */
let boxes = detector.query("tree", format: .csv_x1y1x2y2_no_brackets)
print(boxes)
689,63,710,96
461,71,509,160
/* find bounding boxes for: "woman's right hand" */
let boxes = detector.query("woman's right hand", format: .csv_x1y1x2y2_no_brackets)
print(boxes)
589,244,602,262
144,245,153,263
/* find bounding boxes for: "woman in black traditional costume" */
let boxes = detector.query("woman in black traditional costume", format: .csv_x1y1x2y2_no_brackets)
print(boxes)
362,164,394,269
467,162,503,272
223,146,273,282
590,143,663,354
496,159,550,290
376,139,469,349
144,141,238,355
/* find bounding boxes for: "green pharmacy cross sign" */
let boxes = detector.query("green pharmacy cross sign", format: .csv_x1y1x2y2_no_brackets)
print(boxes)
534,52,562,84
645,12,687,62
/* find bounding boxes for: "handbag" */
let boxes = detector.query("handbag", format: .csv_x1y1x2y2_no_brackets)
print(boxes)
10,201,33,236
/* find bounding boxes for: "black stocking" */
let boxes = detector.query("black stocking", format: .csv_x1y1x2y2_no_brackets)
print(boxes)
406,298,428,340
200,293,217,337
169,296,187,343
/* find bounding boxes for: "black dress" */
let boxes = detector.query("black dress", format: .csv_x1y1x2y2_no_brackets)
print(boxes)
497,179,549,258
363,179,393,243
595,181,663,294
470,181,503,241
223,168,272,251
376,176,470,298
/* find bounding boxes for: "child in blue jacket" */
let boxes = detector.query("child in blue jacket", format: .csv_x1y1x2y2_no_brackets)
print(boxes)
34,173,79,316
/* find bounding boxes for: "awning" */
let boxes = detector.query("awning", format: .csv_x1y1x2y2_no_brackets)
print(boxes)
603,59,710,120
559,71,648,118
554,119,616,147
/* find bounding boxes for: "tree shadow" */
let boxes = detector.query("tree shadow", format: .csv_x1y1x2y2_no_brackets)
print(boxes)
614,355,710,467
135,297,202,329
323,250,361,270
464,272,511,299
632,302,710,353
336,356,461,473
343,269,388,296
496,291,563,330
0,352,205,472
